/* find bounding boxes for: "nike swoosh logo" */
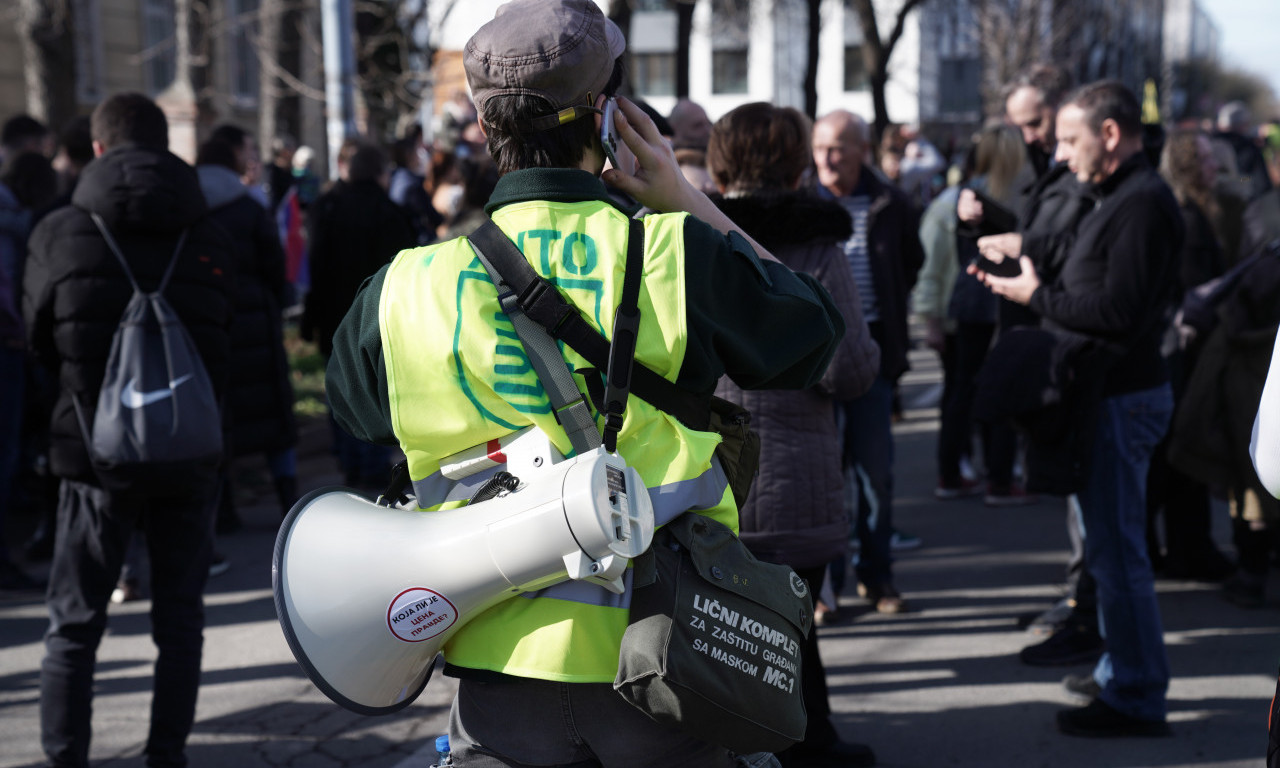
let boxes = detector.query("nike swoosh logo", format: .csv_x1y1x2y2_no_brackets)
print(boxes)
120,374,194,409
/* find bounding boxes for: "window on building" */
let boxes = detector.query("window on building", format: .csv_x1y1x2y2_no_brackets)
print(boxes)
938,56,981,114
633,52,676,97
713,50,749,94
844,45,868,91
711,0,749,95
142,0,176,96
73,0,105,104
227,0,261,104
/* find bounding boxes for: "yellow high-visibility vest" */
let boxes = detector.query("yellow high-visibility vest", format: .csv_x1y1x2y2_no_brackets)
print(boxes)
379,197,735,681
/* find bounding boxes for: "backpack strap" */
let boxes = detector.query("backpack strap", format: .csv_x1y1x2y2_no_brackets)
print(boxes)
90,213,190,294
467,220,712,433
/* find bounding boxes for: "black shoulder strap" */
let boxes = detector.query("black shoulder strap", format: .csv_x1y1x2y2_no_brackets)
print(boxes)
467,220,711,433
90,212,190,296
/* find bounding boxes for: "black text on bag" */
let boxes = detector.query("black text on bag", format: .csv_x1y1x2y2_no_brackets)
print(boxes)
74,214,224,490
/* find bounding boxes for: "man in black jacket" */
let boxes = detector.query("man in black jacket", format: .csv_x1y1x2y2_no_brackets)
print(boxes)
975,80,1182,738
812,110,923,615
23,92,235,768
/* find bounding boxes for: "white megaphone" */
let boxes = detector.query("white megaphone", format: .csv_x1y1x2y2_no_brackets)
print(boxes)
272,428,653,715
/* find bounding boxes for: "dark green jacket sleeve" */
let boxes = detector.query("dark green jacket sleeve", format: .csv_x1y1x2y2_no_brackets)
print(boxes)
676,217,845,394
326,266,398,446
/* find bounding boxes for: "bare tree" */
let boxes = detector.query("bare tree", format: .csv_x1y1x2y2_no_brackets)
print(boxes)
607,0,635,95
848,0,927,141
16,0,77,133
351,0,459,142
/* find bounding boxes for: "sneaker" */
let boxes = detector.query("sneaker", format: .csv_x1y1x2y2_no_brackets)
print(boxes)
1019,622,1103,666
934,478,983,500
208,554,231,578
1018,597,1077,636
1062,672,1102,702
858,581,906,614
110,578,144,604
984,483,1038,507
1056,699,1170,737
890,529,922,550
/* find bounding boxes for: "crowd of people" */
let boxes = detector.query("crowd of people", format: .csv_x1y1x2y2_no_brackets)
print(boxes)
2,0,1280,764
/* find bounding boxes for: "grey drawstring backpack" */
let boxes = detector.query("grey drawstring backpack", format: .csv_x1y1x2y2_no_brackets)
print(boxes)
72,214,223,491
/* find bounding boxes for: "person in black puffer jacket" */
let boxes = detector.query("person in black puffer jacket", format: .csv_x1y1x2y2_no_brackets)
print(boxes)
22,92,235,768
708,102,881,768
197,126,299,518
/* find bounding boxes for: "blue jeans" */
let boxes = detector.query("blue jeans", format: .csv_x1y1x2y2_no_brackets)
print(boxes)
1078,384,1173,721
840,375,895,589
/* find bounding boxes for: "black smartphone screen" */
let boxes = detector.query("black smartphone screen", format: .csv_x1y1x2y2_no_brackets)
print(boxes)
973,255,1022,278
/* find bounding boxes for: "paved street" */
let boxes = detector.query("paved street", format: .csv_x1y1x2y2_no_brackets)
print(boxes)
2,345,1277,768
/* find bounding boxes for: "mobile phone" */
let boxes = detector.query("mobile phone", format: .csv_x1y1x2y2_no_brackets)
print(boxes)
600,98,621,170
972,254,1023,278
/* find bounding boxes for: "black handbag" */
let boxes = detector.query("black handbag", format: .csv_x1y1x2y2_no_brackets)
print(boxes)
614,513,812,755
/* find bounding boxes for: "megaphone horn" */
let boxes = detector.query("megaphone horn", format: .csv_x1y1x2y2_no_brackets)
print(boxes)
272,445,653,715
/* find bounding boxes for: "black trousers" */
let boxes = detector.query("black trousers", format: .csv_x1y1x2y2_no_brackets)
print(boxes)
781,566,839,760
41,477,216,768
938,322,1018,487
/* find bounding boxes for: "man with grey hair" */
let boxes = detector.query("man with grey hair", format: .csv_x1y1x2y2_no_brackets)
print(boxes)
812,110,923,622
1212,100,1273,203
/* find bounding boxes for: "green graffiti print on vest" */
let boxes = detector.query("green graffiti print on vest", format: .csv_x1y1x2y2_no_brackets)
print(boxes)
451,263,534,429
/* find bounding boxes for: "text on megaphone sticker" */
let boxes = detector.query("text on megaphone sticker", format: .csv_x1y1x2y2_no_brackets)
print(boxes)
386,587,459,643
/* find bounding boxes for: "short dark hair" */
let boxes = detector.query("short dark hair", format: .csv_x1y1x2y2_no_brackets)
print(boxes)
346,143,388,184
1005,64,1074,110
196,137,239,170
392,137,420,170
2,114,49,153
480,59,624,175
706,102,811,193
1,151,58,210
209,123,250,151
58,116,94,167
91,93,168,151
1064,80,1142,140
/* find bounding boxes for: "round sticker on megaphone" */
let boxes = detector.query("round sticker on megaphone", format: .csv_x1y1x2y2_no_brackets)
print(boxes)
386,587,458,643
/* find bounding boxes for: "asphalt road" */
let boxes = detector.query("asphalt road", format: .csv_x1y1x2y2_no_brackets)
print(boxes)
1,345,1277,768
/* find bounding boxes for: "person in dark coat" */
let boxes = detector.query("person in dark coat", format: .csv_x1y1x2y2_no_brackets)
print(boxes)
23,92,235,768
1146,129,1234,581
709,102,880,768
302,142,416,487
196,126,299,516
812,109,924,615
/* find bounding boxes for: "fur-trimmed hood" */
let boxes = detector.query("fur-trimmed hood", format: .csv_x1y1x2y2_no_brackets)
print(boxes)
710,191,853,253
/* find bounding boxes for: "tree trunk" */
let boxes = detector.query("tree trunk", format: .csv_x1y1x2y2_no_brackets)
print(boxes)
675,0,695,100
803,0,820,119
849,0,925,143
258,0,284,147
607,0,634,96
17,0,77,134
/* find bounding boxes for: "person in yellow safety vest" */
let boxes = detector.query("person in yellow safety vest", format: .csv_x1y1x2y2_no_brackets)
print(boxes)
324,1,846,764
